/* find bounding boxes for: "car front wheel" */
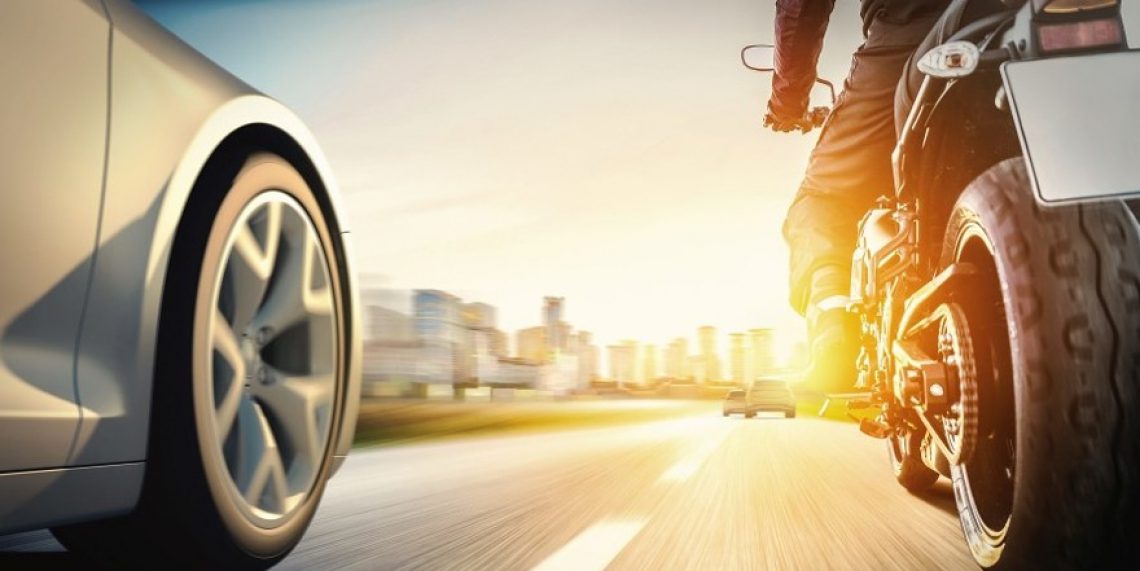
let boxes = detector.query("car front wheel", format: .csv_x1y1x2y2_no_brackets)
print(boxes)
53,152,348,570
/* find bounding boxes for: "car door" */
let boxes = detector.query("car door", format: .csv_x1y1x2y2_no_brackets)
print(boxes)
0,0,109,471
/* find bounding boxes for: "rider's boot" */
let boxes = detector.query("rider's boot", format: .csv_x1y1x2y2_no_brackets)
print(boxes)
803,265,860,394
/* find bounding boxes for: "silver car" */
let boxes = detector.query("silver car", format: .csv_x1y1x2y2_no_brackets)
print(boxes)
748,379,796,419
0,1,360,568
722,389,749,417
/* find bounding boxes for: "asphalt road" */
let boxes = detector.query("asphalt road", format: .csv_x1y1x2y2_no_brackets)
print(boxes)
1,402,976,570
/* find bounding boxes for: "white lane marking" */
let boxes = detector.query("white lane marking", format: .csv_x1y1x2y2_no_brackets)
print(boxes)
658,426,730,483
532,519,647,571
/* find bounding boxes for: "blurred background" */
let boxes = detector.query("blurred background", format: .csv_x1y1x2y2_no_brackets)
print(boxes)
3,2,1138,569
135,0,877,407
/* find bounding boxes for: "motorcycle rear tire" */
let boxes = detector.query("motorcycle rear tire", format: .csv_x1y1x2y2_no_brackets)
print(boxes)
942,158,1140,569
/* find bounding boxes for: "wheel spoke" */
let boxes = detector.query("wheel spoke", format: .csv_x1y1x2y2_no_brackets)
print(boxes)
225,202,282,329
233,398,289,513
253,224,333,341
257,369,334,477
212,310,246,443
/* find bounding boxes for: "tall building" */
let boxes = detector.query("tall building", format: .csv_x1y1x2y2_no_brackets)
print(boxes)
413,290,461,340
575,331,599,388
490,329,509,358
665,337,690,381
460,302,496,329
642,344,657,384
730,333,747,384
413,290,463,384
543,296,568,352
609,341,637,387
750,328,778,379
688,355,707,384
698,326,721,383
517,326,548,363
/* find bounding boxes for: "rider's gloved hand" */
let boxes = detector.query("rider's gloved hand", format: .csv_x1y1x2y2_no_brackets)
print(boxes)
763,100,815,134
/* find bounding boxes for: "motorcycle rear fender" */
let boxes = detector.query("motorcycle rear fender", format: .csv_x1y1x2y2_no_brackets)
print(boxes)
1001,50,1140,204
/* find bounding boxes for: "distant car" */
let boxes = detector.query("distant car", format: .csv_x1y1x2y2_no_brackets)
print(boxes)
0,2,361,568
748,379,796,418
723,389,748,417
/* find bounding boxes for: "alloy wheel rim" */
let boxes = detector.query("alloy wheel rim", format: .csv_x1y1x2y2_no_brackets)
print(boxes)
205,190,338,525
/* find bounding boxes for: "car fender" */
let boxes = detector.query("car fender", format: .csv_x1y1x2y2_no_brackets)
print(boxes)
71,1,359,475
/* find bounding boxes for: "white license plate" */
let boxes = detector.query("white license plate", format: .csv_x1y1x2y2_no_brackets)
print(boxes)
1001,50,1140,204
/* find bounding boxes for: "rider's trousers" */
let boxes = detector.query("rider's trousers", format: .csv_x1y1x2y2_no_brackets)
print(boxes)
781,10,941,315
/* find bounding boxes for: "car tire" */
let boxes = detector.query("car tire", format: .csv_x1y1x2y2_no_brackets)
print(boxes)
53,152,349,570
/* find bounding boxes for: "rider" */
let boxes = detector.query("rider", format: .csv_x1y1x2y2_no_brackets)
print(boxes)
766,0,951,392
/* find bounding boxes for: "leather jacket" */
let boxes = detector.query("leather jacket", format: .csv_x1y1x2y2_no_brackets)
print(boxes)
770,0,948,119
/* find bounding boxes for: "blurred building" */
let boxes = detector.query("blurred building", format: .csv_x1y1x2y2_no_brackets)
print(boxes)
365,305,416,342
541,353,580,393
461,302,496,329
575,331,599,389
413,290,468,384
517,326,548,363
490,329,509,358
362,291,594,395
730,333,746,384
688,355,707,384
484,357,542,387
609,341,637,388
642,344,657,384
698,326,721,383
544,296,570,353
665,337,690,381
750,328,778,379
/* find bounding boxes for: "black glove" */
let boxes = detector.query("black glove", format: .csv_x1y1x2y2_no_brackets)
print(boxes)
764,101,829,134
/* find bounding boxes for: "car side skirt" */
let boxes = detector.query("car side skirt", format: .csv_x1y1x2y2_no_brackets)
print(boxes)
0,462,143,535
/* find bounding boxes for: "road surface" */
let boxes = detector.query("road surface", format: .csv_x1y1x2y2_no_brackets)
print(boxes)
1,403,976,569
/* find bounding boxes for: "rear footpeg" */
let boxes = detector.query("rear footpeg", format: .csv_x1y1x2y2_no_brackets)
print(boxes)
858,418,890,439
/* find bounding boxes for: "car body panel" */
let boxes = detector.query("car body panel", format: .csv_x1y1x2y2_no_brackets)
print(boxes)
69,0,360,468
0,463,143,536
0,0,110,472
0,0,360,534
723,390,747,415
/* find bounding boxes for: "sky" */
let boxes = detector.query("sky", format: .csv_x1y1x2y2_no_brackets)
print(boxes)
135,0,1140,359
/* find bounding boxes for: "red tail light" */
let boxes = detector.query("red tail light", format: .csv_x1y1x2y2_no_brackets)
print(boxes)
1037,18,1124,52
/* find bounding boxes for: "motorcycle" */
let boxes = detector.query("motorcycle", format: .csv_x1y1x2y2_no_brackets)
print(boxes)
743,1,1139,568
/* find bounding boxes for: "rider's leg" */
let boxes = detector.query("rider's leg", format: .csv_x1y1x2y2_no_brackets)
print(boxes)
783,13,941,393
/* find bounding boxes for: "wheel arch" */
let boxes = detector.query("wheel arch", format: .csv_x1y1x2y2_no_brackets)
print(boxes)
71,95,360,475
151,98,362,473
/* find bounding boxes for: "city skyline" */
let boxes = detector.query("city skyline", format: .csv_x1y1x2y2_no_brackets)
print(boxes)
365,287,799,388
365,287,798,375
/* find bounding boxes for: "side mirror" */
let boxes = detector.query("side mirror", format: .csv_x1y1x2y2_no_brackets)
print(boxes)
740,43,838,110
740,44,775,72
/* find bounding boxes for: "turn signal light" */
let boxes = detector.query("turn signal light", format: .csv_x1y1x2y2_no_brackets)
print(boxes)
1038,18,1124,52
